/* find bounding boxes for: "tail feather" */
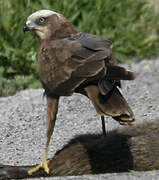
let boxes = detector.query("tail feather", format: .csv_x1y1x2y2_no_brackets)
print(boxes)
84,84,135,125
106,65,136,80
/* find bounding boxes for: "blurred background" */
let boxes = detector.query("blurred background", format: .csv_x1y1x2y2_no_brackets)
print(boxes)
0,0,159,96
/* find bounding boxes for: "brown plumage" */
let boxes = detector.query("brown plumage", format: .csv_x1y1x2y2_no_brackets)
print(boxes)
1,120,159,179
23,10,135,174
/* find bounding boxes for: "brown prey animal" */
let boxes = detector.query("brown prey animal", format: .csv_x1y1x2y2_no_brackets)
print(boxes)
23,10,136,174
1,120,159,179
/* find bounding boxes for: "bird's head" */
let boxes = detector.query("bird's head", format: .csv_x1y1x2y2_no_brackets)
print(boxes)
23,10,77,40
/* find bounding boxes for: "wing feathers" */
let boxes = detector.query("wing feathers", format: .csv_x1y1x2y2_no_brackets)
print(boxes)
72,46,110,61
77,33,112,51
84,85,135,124
106,65,136,80
40,32,135,104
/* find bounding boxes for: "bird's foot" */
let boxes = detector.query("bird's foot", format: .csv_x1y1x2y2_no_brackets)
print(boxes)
28,159,50,175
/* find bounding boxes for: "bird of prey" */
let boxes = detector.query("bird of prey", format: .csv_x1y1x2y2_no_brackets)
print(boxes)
23,10,135,174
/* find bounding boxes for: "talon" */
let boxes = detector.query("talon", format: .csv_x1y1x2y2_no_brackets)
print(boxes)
43,160,50,174
28,160,50,175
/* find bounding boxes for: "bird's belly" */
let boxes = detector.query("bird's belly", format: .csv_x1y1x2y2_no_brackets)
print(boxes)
41,76,85,97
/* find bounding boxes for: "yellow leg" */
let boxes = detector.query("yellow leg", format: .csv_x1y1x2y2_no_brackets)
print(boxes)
28,159,50,175
28,138,51,175
28,97,59,175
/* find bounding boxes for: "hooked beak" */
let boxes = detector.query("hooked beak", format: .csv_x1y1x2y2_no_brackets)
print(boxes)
23,24,30,33
23,20,36,33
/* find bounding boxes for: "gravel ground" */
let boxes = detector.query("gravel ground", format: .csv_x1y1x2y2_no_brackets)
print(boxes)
0,59,159,179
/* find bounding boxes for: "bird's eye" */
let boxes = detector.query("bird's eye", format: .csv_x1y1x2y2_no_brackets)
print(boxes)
39,17,45,23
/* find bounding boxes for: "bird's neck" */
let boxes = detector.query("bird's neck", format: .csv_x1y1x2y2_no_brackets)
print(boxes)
51,22,78,40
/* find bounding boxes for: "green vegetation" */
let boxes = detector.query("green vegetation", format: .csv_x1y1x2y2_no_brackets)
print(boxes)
0,0,159,96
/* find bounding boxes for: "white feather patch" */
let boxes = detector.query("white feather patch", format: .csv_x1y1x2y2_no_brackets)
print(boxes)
28,10,62,20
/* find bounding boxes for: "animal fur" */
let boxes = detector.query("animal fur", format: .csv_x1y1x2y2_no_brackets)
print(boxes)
1,120,159,179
